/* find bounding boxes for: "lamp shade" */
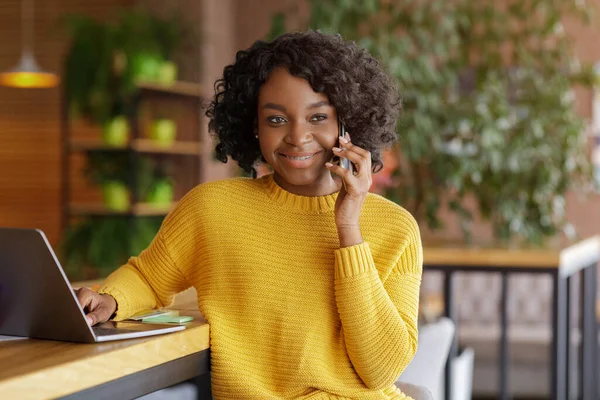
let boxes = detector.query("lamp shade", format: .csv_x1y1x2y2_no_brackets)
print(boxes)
0,50,59,89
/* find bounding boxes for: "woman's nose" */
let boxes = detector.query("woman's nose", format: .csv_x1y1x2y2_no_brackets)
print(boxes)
285,121,313,147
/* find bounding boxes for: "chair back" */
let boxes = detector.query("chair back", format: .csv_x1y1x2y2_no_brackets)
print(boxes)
397,317,455,400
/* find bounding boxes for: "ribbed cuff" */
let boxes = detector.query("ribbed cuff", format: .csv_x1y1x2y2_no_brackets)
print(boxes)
334,242,377,280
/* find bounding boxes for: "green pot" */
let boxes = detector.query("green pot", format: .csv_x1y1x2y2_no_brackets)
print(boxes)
150,119,177,147
132,53,163,83
102,116,130,147
146,180,174,206
103,181,130,211
157,61,178,85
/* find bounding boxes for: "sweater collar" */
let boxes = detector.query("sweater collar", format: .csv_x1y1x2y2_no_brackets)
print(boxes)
262,173,339,213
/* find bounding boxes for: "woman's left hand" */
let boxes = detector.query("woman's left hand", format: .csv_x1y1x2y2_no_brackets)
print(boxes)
326,133,372,232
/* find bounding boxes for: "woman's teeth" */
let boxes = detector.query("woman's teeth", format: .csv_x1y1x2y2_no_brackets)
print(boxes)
283,154,313,160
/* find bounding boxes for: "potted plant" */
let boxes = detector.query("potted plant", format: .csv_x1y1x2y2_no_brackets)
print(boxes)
146,178,175,207
135,156,175,207
84,152,131,211
84,152,174,209
149,118,177,148
102,180,130,211
62,7,188,129
63,153,174,278
102,115,130,148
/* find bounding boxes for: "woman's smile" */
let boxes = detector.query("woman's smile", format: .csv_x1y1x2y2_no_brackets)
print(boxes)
278,151,323,168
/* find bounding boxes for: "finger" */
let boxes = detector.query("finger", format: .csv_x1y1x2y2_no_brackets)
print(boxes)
86,310,98,326
340,131,372,181
75,287,95,310
339,133,371,160
86,307,111,326
332,146,369,175
325,161,358,183
75,288,106,325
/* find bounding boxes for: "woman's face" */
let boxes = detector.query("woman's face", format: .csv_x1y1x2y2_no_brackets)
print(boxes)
257,67,340,196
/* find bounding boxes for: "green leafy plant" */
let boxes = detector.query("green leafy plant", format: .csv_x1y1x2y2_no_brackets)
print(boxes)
62,153,174,278
271,0,595,244
62,7,189,124
62,216,163,279
60,7,187,278
84,152,174,203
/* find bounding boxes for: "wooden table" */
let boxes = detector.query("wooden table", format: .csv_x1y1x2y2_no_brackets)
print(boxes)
423,236,600,400
0,286,210,400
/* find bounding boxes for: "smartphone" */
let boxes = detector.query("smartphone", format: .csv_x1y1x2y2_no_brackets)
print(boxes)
339,120,352,171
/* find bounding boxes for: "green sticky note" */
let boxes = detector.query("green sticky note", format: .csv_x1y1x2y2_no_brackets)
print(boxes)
129,309,177,321
141,315,193,324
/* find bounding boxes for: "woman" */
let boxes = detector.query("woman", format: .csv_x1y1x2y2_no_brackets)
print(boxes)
77,31,422,399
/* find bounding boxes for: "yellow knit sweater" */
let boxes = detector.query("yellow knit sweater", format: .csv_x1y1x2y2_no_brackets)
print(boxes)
99,173,422,400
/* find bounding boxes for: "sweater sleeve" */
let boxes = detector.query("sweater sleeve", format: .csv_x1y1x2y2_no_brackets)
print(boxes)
333,217,422,390
98,227,190,321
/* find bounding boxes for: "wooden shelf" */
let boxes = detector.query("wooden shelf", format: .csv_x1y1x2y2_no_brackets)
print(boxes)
133,138,203,155
136,81,206,98
69,202,177,217
61,76,207,235
69,138,203,156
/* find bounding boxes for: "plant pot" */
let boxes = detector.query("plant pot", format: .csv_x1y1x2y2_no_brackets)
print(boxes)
103,181,130,211
146,180,174,207
102,115,130,147
157,61,178,85
132,52,163,83
150,119,177,147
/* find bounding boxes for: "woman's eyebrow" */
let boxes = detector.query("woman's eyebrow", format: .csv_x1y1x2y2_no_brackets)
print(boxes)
261,100,330,112
307,101,330,109
262,103,286,112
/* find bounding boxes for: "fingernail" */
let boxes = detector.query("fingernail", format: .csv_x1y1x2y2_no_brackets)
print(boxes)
332,147,342,152
86,316,92,325
339,136,349,144
325,162,333,167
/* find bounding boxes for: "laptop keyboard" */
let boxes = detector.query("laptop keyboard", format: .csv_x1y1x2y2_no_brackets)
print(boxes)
92,327,139,336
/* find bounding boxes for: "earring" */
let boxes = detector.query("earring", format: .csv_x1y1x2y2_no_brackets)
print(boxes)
255,134,258,138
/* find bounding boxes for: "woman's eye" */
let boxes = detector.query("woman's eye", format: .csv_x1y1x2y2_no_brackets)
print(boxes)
268,116,286,124
311,114,327,122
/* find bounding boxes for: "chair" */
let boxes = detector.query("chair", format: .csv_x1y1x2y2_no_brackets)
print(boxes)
396,381,435,400
396,317,455,400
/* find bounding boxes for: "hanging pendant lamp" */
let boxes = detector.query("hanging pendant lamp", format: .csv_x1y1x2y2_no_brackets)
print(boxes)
0,0,59,88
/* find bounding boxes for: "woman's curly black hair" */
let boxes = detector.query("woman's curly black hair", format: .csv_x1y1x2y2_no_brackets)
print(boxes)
205,30,401,177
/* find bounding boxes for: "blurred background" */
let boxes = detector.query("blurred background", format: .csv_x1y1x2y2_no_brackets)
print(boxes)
2,0,600,399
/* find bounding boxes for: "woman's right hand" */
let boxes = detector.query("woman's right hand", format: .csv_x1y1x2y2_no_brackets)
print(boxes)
74,287,117,326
